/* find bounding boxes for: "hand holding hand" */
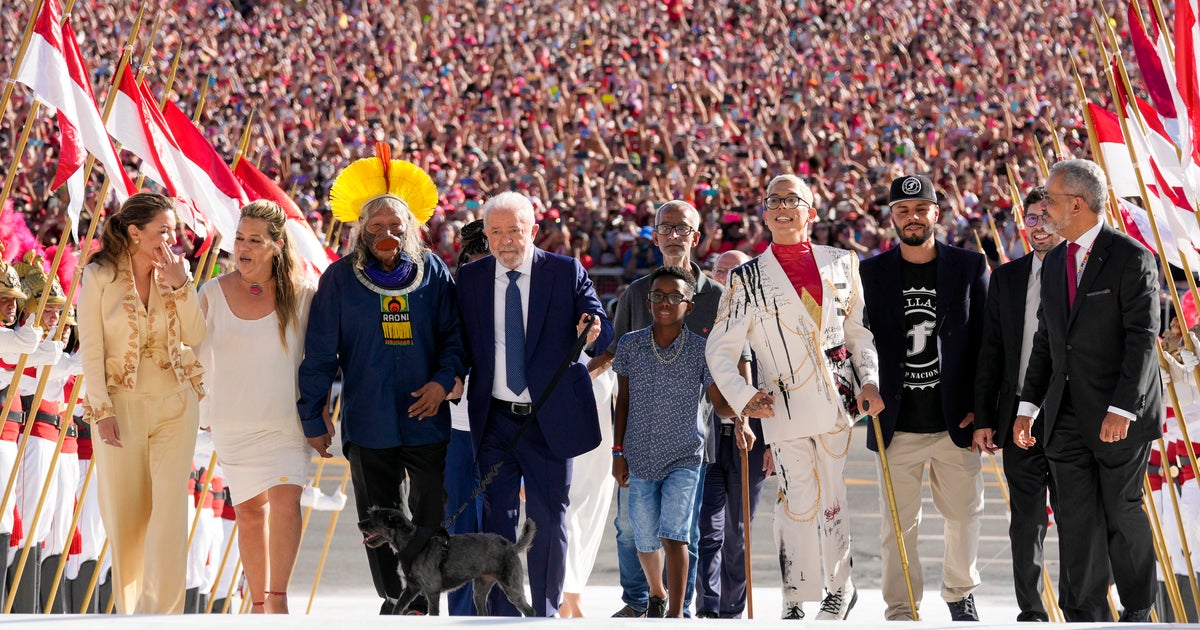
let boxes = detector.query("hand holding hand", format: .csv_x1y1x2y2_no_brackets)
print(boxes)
409,381,448,419
307,433,333,458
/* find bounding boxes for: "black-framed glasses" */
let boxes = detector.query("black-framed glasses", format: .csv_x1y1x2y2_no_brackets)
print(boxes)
654,224,696,237
648,291,691,305
764,195,811,210
1023,214,1045,227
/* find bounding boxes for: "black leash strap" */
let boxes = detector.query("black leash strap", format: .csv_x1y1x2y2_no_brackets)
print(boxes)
442,313,597,530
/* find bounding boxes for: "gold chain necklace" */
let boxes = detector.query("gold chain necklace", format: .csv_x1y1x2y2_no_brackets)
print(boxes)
650,330,686,364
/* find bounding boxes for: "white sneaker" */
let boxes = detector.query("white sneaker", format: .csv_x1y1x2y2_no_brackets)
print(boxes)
815,579,858,620
783,603,805,620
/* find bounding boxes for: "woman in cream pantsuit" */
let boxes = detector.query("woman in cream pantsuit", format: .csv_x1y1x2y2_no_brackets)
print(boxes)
78,193,206,614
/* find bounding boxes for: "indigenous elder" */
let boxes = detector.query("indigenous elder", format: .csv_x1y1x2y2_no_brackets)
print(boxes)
860,175,988,621
706,174,882,620
13,252,80,613
297,145,467,615
197,200,317,614
457,191,611,617
78,192,206,614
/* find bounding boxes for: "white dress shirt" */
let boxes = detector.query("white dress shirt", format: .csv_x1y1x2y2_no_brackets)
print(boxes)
492,247,534,403
1018,220,1135,421
1017,255,1043,389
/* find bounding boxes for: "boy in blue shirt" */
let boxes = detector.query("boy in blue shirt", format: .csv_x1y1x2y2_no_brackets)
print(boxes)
611,266,744,618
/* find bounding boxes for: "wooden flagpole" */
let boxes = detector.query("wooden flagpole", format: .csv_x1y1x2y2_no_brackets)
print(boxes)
306,462,352,614
0,1,147,550
41,430,97,611
0,0,48,123
133,42,185,190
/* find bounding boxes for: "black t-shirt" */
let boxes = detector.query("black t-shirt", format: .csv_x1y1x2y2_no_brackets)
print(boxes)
897,259,945,433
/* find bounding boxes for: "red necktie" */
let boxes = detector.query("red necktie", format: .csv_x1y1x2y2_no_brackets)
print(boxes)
1066,242,1080,308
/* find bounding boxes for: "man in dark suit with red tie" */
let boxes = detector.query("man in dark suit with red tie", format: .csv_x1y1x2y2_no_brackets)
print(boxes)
457,192,613,617
974,186,1065,622
1014,159,1163,622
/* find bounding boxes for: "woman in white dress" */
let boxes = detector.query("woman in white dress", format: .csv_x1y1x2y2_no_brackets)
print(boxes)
197,200,317,614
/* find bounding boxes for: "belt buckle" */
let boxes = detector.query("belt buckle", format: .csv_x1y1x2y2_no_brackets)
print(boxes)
512,402,533,416
720,424,735,437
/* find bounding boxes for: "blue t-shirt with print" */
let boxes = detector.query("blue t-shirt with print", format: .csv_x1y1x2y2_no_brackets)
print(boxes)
612,325,714,481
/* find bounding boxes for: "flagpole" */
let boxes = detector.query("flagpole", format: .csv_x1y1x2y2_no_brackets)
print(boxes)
0,0,48,125
134,40,182,190
1094,28,1200,617
1099,15,1200,611
0,4,147,547
41,426,96,611
1003,166,1033,255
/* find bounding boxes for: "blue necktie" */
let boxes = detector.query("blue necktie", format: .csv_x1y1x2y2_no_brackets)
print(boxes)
505,270,527,396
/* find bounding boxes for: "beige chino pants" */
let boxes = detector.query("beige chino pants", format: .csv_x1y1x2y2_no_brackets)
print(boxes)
877,431,983,620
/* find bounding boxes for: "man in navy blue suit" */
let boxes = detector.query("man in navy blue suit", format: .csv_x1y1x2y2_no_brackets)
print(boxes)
457,192,613,617
859,175,989,621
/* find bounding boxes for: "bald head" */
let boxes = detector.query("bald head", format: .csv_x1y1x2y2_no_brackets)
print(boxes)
714,250,751,286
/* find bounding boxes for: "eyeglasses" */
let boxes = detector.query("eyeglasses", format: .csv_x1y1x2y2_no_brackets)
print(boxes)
654,224,696,237
1023,214,1045,227
648,291,691,305
764,195,811,210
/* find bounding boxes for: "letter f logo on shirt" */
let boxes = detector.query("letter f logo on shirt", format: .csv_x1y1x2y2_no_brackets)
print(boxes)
906,320,936,357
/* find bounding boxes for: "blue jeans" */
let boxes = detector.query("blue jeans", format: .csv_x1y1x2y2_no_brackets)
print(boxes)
616,462,706,613
627,466,702,551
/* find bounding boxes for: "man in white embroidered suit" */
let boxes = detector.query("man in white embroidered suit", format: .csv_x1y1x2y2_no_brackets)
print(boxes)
706,174,882,621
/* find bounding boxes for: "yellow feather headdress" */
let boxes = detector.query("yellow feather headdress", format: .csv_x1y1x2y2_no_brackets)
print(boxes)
329,142,439,225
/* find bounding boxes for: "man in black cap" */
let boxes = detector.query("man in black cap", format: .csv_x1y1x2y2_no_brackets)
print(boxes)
859,174,990,621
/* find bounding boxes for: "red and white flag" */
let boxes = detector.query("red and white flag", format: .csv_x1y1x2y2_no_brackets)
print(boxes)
13,0,134,235
232,158,333,274
1089,103,1200,270
160,101,247,250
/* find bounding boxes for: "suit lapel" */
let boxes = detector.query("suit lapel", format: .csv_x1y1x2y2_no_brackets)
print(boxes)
1067,225,1113,330
934,243,955,332
812,246,835,331
1044,241,1070,326
1008,255,1033,342
479,256,497,354
525,248,552,362
880,248,905,335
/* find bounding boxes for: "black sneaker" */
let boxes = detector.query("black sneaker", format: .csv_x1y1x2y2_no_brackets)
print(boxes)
948,594,980,621
695,611,719,619
611,604,646,618
783,604,805,620
647,596,668,618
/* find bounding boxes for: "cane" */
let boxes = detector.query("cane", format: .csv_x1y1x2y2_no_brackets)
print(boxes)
868,404,919,620
739,431,754,619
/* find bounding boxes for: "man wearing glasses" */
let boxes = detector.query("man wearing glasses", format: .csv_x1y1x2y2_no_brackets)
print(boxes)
974,187,1065,621
591,200,752,618
707,174,883,620
859,174,989,621
1014,160,1162,622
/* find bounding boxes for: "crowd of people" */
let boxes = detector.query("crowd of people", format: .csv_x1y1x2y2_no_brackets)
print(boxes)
0,0,1142,275
0,0,1191,622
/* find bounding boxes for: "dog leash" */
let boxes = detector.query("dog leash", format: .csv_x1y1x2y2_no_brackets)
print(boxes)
442,313,597,530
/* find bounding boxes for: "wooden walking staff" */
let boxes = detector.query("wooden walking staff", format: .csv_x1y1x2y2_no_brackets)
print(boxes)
42,436,96,612
739,437,754,619
5,372,84,613
306,461,352,614
866,405,918,620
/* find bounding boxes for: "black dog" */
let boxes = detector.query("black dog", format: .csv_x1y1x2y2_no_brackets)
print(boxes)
358,506,537,616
